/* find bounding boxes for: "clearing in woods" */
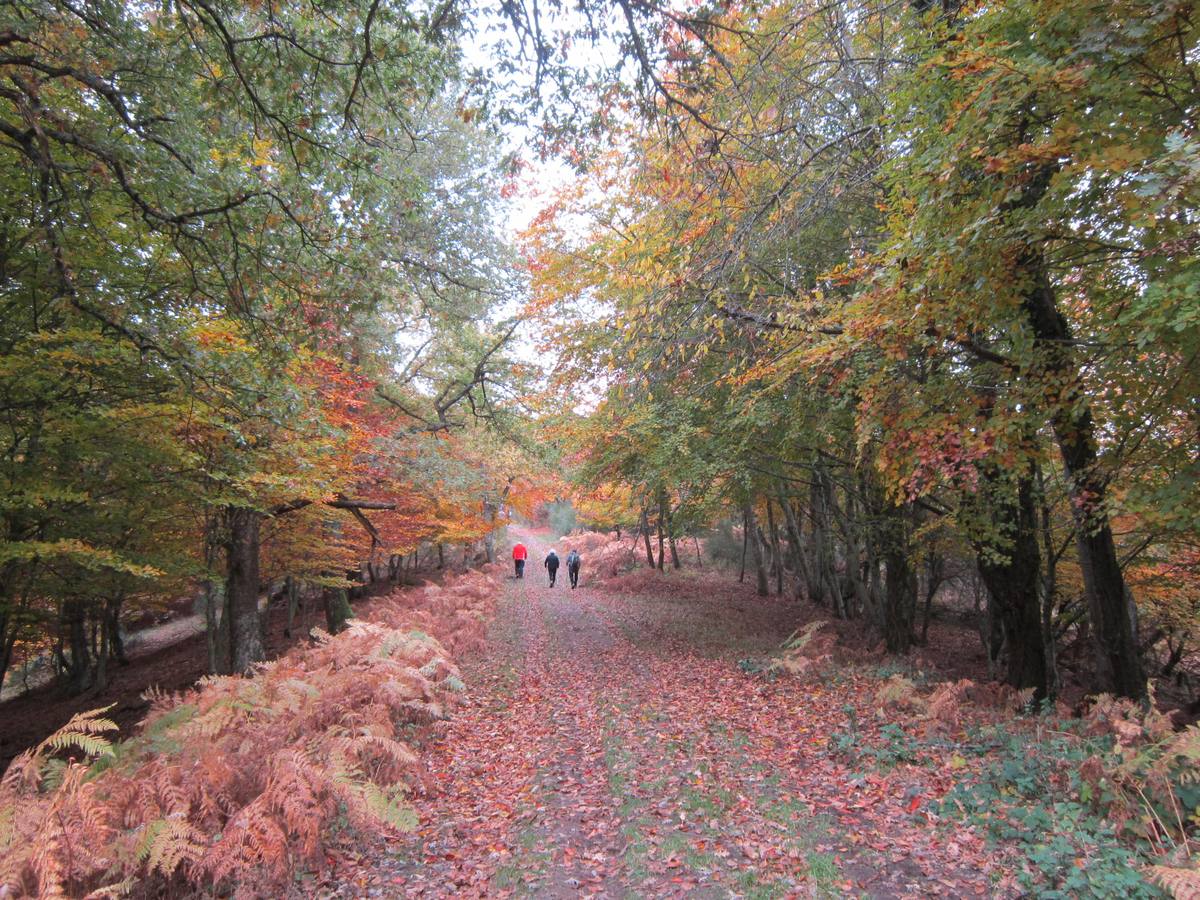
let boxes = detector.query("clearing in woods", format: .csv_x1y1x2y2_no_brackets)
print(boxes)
321,531,1010,899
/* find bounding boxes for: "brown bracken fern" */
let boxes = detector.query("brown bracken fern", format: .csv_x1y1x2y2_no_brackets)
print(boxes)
0,563,504,898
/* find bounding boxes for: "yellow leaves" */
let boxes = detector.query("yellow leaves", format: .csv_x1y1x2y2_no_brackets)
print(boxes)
190,322,253,354
250,137,273,169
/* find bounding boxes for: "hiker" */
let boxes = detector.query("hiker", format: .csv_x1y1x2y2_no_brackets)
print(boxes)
512,541,527,578
566,549,581,589
544,549,560,587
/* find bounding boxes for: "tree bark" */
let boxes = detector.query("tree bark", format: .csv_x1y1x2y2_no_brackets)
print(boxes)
880,504,916,654
1019,246,1145,698
483,501,497,564
766,501,783,596
62,597,92,694
973,473,1050,700
745,504,769,597
105,594,127,666
656,488,666,571
739,507,749,583
324,587,352,634
226,506,265,674
640,507,656,568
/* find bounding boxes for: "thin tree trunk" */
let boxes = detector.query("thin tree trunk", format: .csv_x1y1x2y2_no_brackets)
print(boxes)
640,507,655,569
779,490,810,600
656,488,666,571
105,594,127,666
95,610,110,693
739,508,749,583
438,543,445,569
483,500,497,564
920,553,942,644
0,623,14,700
284,576,300,638
745,504,769,597
1037,465,1060,699
767,500,783,596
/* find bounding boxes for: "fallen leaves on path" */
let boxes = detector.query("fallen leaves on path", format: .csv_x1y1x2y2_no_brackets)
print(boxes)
321,534,1018,898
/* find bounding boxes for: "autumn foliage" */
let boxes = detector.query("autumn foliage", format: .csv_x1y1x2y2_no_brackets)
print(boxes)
0,566,502,897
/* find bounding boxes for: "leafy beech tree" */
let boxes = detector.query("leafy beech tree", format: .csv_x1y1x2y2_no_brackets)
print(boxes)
868,0,1200,699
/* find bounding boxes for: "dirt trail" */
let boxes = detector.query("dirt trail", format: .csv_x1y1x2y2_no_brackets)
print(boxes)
322,530,1007,898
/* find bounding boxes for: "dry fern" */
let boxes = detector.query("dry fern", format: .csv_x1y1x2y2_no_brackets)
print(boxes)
1148,864,1200,900
0,565,502,898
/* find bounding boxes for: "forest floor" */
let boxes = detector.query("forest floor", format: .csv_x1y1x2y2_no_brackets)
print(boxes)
318,530,1022,899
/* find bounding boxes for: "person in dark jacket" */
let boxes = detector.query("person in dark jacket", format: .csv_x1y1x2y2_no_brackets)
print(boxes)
566,549,581,589
544,549,560,587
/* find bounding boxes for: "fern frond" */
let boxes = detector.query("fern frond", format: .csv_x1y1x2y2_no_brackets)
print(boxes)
36,707,119,760
82,877,136,898
135,816,204,877
1148,864,1200,900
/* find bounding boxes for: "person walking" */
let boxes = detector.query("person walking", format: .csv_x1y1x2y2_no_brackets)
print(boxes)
544,549,560,587
512,542,527,578
566,549,581,589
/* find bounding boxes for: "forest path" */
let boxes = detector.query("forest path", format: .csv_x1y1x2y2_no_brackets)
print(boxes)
323,529,1005,898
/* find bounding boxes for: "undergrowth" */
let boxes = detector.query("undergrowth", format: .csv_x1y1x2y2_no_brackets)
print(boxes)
828,673,1199,899
0,564,504,898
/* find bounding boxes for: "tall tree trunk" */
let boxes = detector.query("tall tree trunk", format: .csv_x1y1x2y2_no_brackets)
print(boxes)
226,506,264,674
105,594,127,666
739,508,749,583
811,467,843,616
745,503,769,597
666,499,681,569
880,504,916,654
920,553,942,644
656,488,666,571
1019,246,1144,698
973,472,1050,700
0,622,14,700
437,543,445,569
640,507,655,569
779,490,811,600
62,597,91,694
1037,465,1060,699
284,576,300,638
766,501,783,596
203,511,226,674
95,609,111,694
483,500,497,564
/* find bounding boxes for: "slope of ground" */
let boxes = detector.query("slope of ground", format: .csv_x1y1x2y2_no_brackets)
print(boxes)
0,569,445,773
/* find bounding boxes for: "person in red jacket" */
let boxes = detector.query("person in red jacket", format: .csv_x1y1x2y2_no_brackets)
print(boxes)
512,542,527,578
